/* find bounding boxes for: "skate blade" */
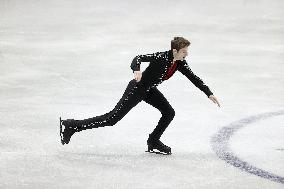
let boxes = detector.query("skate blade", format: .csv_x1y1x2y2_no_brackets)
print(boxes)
145,150,172,155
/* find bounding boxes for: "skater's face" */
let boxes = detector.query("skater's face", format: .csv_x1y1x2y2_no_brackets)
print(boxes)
173,46,188,61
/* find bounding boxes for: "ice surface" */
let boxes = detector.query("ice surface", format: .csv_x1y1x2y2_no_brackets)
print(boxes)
0,0,284,188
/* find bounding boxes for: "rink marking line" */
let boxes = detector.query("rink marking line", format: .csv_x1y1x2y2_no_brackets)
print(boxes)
211,110,284,184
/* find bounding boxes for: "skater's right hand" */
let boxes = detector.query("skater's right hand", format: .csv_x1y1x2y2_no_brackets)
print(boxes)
134,71,142,82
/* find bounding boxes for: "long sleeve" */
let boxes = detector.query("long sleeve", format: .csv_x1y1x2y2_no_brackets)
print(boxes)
177,61,213,98
130,52,162,73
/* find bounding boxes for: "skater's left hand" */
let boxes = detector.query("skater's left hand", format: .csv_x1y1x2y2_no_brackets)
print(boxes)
209,95,220,107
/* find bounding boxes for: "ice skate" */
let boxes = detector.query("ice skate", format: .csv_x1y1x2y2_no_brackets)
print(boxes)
146,136,172,155
60,117,80,145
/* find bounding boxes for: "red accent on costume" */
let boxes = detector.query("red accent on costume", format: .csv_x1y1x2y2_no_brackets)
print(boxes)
162,61,178,80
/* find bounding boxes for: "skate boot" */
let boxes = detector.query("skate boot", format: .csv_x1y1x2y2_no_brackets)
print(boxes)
146,135,172,155
60,117,81,145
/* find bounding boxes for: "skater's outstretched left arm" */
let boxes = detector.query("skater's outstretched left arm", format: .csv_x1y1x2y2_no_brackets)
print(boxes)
178,60,221,107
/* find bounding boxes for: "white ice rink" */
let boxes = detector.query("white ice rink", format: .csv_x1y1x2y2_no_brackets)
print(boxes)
0,0,284,188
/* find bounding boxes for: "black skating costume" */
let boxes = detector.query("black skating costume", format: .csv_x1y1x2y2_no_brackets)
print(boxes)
60,49,214,154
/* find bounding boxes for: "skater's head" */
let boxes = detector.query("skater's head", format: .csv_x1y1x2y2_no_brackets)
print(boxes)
171,37,190,60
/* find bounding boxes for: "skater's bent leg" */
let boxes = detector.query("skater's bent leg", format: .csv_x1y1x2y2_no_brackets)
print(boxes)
143,87,175,140
77,79,143,130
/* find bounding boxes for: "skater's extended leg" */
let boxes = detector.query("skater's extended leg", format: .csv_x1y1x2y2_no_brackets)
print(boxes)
62,79,143,130
60,79,144,144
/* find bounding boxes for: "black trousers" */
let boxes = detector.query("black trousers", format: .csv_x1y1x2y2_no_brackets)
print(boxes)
76,79,175,140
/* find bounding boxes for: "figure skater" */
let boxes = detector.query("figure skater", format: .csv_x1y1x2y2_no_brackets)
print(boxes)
59,36,221,155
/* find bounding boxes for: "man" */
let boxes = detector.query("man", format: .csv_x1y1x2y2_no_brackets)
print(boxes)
60,36,220,155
